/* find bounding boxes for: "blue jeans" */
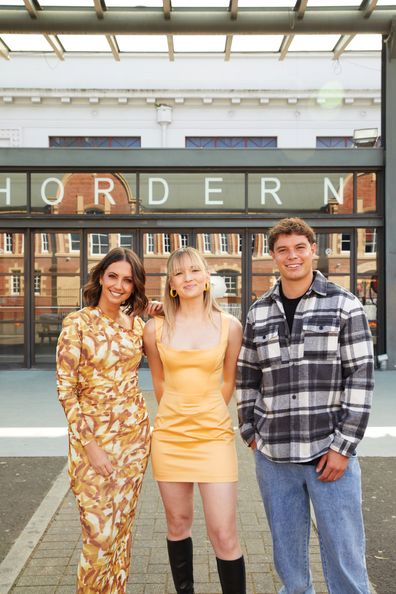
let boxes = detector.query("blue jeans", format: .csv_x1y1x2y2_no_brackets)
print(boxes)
255,450,371,594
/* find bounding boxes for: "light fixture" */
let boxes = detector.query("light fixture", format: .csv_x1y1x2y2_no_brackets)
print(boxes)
352,128,379,147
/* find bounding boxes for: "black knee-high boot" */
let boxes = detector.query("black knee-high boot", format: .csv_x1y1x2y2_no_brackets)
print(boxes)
216,556,246,594
167,537,194,594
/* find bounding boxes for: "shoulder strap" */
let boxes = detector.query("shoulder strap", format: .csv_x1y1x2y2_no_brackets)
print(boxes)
154,316,164,343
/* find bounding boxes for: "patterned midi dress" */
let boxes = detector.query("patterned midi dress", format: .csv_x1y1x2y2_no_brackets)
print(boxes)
56,306,150,594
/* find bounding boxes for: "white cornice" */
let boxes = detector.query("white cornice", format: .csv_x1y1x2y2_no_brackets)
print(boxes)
0,88,381,107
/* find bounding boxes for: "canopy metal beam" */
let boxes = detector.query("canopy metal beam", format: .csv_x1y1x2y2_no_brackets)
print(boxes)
93,0,105,20
230,0,238,21
225,35,232,61
279,34,294,61
167,34,174,61
43,33,64,60
163,0,171,20
106,34,119,61
295,0,308,20
0,9,395,35
360,0,378,18
333,34,356,59
0,38,10,60
23,0,38,19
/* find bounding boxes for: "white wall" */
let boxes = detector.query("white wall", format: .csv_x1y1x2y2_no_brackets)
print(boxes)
0,53,381,148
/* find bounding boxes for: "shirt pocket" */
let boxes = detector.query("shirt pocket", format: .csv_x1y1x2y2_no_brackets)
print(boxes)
303,317,340,360
253,327,282,368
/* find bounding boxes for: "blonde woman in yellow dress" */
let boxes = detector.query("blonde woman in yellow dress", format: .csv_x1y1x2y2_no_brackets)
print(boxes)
144,247,246,594
56,247,160,594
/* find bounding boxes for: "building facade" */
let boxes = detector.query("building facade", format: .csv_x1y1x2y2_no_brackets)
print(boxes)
0,52,383,367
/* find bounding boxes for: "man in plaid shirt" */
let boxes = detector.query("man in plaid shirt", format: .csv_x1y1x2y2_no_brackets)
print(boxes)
237,218,374,594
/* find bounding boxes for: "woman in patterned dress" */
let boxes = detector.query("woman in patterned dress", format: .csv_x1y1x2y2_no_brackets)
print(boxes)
56,247,159,594
144,247,246,594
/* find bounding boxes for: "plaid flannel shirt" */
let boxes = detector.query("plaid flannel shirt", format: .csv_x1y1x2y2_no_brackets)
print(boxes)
236,270,374,463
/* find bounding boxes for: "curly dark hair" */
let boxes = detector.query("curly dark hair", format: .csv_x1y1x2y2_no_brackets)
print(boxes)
268,217,316,252
83,247,148,316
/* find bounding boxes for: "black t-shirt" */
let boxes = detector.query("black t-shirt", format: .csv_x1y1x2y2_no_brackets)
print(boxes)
279,283,303,334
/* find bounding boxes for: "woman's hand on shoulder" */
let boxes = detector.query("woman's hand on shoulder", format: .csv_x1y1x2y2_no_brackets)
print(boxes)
145,301,164,317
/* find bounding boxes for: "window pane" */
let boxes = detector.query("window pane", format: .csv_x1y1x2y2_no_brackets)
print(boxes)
357,276,377,346
0,173,27,214
196,233,242,320
143,233,186,304
316,137,353,148
146,233,155,254
203,233,212,252
163,234,171,254
248,173,353,214
252,233,275,275
186,136,277,148
356,172,377,213
357,228,378,274
251,275,277,304
49,136,141,148
315,232,351,275
70,233,80,252
140,173,244,212
33,231,81,365
119,234,134,249
31,173,137,215
0,232,25,364
87,233,136,271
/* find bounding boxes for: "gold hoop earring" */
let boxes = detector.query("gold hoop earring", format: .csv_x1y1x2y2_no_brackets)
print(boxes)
204,281,210,292
170,288,177,298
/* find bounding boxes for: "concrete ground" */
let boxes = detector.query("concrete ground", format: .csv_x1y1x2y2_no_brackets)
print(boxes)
0,369,395,593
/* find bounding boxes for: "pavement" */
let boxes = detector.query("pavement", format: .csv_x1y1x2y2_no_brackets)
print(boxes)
0,369,395,594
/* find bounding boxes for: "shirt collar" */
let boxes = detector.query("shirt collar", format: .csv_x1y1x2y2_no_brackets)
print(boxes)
269,270,328,301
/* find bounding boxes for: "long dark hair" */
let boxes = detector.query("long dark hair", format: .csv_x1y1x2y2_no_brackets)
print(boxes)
83,247,148,316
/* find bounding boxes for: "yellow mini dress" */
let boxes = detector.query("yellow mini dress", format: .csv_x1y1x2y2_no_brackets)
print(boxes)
151,313,238,483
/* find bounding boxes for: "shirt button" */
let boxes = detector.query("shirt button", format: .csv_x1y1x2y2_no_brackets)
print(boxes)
292,395,297,400
319,325,323,330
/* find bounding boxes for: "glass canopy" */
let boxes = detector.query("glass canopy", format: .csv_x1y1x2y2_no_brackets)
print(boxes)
0,0,394,59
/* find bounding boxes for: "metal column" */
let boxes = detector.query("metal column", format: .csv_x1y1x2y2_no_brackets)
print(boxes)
385,34,396,368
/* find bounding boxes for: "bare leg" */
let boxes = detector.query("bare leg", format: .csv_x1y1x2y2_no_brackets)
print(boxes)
158,482,195,593
158,481,194,539
198,482,241,560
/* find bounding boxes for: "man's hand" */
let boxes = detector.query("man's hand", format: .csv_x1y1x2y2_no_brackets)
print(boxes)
249,439,257,450
316,449,349,482
84,440,114,477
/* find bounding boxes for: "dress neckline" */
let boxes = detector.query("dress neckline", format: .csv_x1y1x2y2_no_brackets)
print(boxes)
94,306,135,333
157,312,226,352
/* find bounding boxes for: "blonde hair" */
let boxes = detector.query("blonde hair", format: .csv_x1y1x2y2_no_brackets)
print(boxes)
163,247,222,334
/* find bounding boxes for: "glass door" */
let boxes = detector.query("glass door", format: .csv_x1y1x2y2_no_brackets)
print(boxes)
33,230,136,365
33,231,82,365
